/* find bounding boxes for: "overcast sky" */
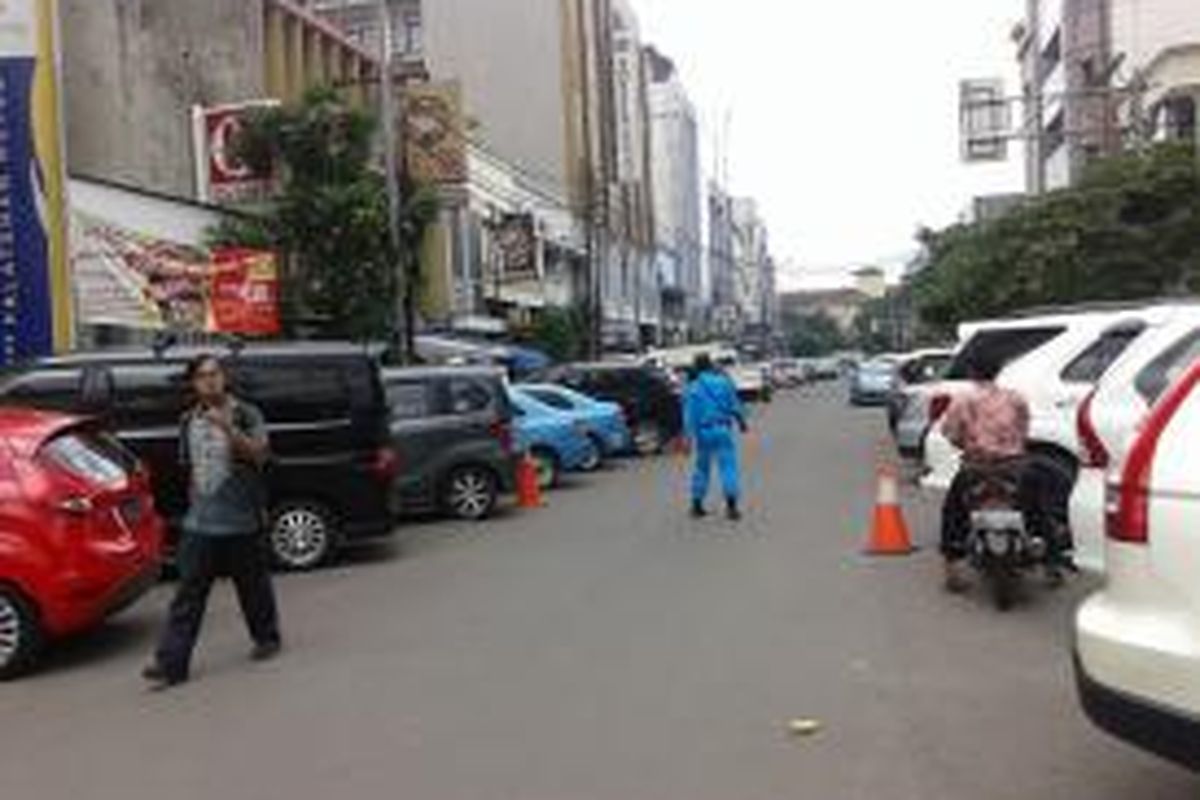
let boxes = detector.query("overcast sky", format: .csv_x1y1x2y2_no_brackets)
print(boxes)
633,0,1026,290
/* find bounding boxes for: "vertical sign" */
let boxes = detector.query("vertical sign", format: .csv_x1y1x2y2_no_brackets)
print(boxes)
0,0,69,366
191,100,280,205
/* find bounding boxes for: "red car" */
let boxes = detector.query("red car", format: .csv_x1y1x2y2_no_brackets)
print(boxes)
0,409,164,679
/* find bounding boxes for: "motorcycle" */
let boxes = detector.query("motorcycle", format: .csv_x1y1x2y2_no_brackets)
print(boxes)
964,461,1057,611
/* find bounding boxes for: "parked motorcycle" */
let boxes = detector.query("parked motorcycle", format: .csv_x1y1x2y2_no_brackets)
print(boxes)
964,462,1061,611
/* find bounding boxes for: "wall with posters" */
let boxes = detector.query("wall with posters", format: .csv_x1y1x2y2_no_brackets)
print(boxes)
0,0,70,366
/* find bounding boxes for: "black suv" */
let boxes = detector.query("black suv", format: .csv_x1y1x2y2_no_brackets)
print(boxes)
0,343,397,570
382,366,517,521
536,362,682,455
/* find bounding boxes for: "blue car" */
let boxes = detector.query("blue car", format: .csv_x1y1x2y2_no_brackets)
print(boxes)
514,384,632,459
509,391,600,489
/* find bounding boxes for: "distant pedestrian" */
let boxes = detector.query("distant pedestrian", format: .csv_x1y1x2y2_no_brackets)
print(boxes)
683,353,748,521
143,354,282,690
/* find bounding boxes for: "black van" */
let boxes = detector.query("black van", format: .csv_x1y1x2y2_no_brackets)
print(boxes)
0,343,397,570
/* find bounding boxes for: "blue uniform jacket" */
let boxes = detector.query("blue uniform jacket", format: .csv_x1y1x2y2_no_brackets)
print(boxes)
683,371,744,439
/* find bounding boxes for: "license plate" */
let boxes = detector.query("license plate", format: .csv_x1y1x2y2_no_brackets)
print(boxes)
971,509,1025,532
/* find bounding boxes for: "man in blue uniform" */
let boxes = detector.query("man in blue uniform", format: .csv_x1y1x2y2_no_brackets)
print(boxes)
683,354,748,521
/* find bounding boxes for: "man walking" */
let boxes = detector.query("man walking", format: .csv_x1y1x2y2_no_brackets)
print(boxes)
684,354,748,521
143,354,282,690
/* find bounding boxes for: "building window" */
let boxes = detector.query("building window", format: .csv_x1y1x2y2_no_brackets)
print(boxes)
1158,96,1197,142
398,9,422,57
1039,29,1062,83
1044,110,1066,156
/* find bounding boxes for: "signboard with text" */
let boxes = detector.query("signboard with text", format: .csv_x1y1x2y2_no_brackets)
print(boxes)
0,0,70,366
192,101,280,204
209,248,281,335
960,78,1011,163
405,81,467,185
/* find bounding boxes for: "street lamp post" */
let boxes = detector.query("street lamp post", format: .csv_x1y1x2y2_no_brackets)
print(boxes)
376,0,407,360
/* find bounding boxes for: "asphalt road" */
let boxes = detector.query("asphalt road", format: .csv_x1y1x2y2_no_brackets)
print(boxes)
2,387,1197,800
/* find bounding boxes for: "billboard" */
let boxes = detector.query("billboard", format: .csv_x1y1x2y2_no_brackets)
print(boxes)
405,81,467,185
192,100,280,205
0,0,70,366
960,79,1011,163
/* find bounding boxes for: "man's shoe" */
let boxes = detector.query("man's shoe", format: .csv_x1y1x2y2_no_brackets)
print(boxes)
726,500,742,522
141,662,186,691
690,501,707,519
251,641,283,662
943,560,970,594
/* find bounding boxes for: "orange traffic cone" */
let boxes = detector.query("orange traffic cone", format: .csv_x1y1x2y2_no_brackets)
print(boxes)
864,461,915,556
515,452,544,510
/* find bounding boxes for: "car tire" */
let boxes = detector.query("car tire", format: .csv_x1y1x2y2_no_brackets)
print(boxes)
269,501,338,571
632,421,664,457
531,447,561,490
580,435,605,472
443,466,498,521
0,587,41,681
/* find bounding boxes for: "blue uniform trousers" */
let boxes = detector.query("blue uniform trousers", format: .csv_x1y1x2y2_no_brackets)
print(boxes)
692,425,740,503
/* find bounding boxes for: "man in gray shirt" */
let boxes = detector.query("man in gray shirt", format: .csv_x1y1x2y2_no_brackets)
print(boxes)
144,354,281,689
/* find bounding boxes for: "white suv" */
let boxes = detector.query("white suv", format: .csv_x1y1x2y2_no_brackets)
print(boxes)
1075,357,1200,772
1070,306,1200,572
921,310,1133,494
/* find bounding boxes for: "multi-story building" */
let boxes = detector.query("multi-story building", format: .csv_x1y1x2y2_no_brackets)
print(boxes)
1110,0,1200,147
707,183,737,337
730,197,773,329
1014,0,1117,193
645,46,703,342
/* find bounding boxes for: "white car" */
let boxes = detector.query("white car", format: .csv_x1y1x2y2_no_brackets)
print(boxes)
1075,356,1200,773
1069,307,1200,572
921,310,1128,493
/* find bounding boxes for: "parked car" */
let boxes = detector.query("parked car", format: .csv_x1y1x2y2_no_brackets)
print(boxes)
508,390,599,489
514,383,631,460
0,409,164,679
1068,305,1200,572
809,357,842,381
1075,357,1200,773
887,348,953,434
771,358,811,388
382,366,517,522
848,359,898,406
0,343,398,571
537,362,682,455
920,310,1155,520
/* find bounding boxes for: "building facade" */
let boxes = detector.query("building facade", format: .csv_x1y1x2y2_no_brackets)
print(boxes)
1110,0,1200,147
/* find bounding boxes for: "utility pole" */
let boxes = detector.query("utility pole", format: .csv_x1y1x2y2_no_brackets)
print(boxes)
377,0,408,360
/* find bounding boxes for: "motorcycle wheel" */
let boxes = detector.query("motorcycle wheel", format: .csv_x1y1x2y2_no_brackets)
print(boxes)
989,564,1018,612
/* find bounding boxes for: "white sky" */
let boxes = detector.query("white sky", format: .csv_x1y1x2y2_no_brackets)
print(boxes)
633,0,1026,289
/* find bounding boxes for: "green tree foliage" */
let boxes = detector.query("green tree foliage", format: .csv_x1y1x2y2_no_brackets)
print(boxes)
210,87,437,343
914,143,1200,332
783,310,845,357
529,307,586,362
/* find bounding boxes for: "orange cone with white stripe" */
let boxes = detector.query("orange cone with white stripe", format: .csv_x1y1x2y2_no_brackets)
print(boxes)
516,452,544,510
864,462,915,556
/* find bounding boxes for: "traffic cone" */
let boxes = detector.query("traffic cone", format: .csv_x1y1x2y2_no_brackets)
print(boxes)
515,452,544,510
864,461,915,556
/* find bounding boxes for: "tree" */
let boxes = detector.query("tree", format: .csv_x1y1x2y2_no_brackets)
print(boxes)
529,307,586,362
211,87,437,345
783,310,845,357
913,143,1200,334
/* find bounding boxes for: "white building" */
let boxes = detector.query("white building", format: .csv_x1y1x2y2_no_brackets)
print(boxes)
645,46,702,342
1111,0,1200,146
730,197,771,329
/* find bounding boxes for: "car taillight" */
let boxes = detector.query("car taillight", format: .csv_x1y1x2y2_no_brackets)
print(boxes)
928,393,952,424
1076,390,1109,469
1106,361,1200,545
490,419,513,454
371,448,400,483
57,496,95,515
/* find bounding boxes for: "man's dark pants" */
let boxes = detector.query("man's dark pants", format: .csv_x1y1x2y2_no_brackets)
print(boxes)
155,532,281,680
940,459,1060,562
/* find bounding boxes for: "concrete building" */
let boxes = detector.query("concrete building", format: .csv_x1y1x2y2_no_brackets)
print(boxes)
1110,0,1200,148
707,183,737,337
645,46,702,342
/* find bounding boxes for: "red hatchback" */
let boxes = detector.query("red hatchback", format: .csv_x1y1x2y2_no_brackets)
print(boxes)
0,408,164,679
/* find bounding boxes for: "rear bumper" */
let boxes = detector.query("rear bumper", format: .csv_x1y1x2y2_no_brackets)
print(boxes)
1075,651,1200,772
1068,467,1106,574
42,558,162,638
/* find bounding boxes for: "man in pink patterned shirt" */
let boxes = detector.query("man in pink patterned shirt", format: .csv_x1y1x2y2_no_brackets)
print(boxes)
939,362,1038,591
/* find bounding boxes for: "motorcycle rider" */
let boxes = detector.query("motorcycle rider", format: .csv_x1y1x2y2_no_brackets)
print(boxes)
939,359,1051,592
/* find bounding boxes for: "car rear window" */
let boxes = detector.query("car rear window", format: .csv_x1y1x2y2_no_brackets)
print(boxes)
447,378,495,415
386,382,432,421
42,432,131,487
527,389,573,410
1135,328,1200,404
1060,323,1146,384
944,326,1066,380
0,368,83,411
236,362,351,424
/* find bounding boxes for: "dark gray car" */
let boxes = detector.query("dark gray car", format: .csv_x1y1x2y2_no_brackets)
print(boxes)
382,367,518,521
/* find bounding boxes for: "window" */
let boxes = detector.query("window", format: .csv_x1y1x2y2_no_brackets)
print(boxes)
1040,29,1062,81
1136,329,1200,403
528,389,573,411
0,368,83,411
112,364,187,427
399,10,422,56
447,379,493,415
945,327,1066,380
386,382,431,422
236,362,350,424
1061,323,1146,384
1044,111,1066,156
42,433,129,488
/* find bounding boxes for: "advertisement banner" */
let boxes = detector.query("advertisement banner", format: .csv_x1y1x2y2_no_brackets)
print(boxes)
494,213,538,280
405,81,467,185
192,100,280,205
73,212,279,336
0,0,70,366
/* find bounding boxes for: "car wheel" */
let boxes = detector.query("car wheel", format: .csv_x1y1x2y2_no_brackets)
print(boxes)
444,466,498,521
269,501,337,571
531,447,561,490
0,587,41,681
632,422,664,457
580,435,605,472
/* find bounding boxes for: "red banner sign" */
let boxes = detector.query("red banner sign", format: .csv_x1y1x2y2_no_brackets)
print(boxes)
208,248,281,335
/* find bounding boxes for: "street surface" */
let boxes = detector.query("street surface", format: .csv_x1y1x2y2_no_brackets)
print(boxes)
2,388,1197,800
